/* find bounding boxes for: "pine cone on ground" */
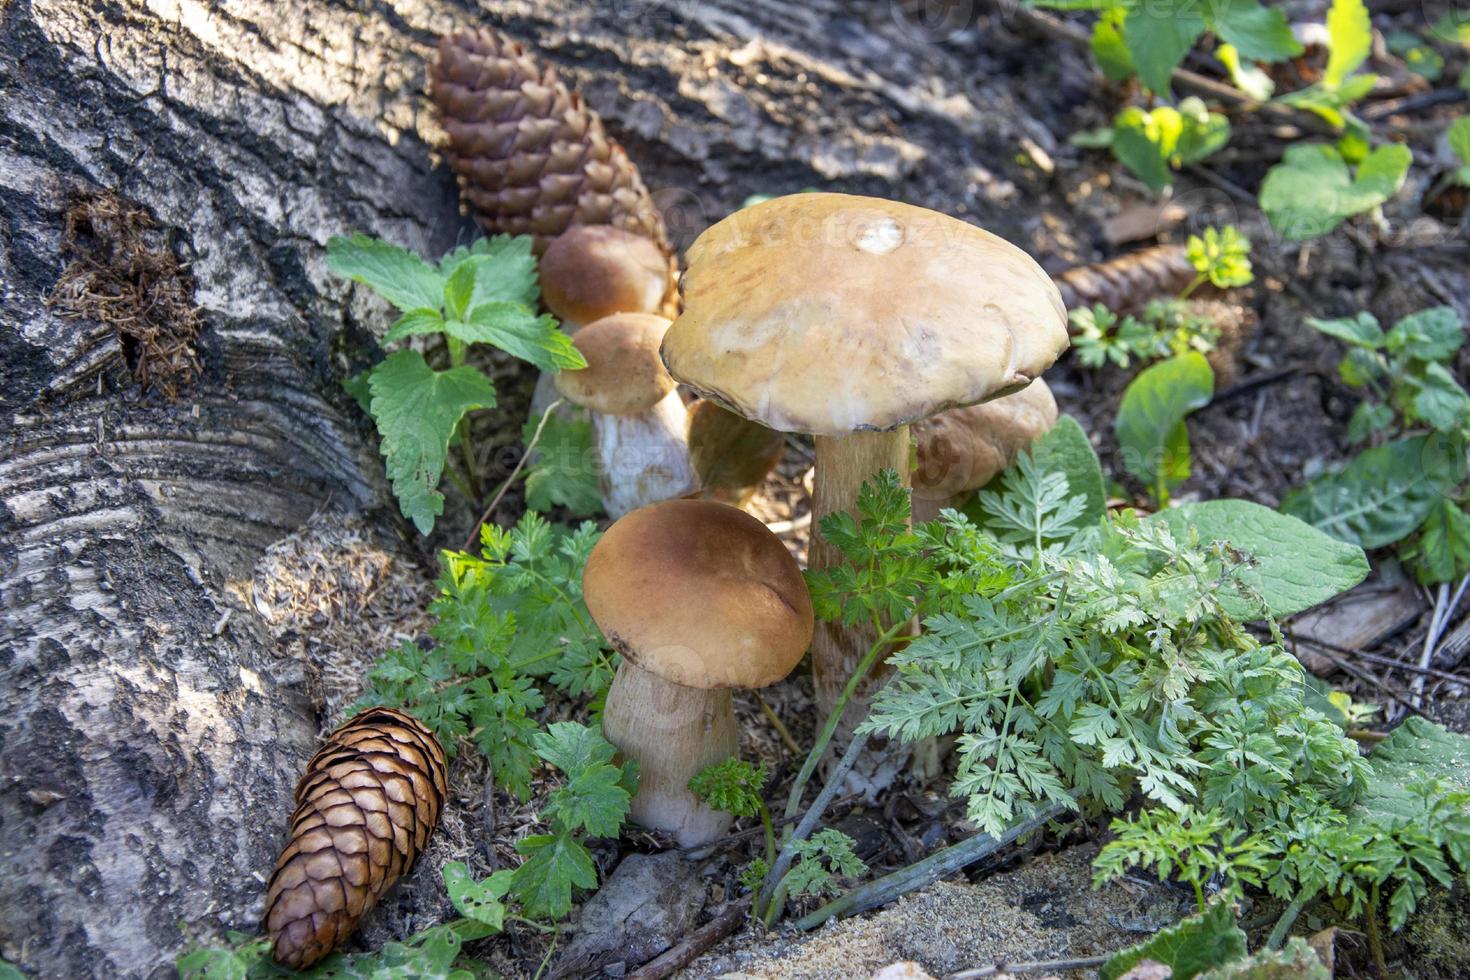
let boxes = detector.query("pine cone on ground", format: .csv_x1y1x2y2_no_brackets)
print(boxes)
1055,244,1200,314
263,707,449,969
429,29,671,257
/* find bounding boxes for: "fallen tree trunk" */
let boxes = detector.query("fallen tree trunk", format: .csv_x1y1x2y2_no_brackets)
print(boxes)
0,0,1100,974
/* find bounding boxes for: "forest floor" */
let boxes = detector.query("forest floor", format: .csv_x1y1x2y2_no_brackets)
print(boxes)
249,1,1470,976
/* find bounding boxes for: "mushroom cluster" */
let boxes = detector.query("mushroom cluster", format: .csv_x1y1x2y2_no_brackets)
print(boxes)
660,192,1070,778
585,499,813,845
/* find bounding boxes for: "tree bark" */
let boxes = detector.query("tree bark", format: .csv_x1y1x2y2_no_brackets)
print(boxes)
0,0,1113,975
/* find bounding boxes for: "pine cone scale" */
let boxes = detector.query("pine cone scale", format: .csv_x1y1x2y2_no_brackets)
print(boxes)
263,708,447,969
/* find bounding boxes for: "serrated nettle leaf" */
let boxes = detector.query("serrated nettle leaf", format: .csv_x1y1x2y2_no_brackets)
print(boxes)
446,304,585,373
1123,1,1205,96
1307,310,1384,347
442,259,478,322
1115,352,1214,503
383,308,448,343
511,832,599,921
438,235,540,310
522,407,602,516
1149,500,1368,619
1281,433,1468,549
1324,0,1372,89
1385,305,1464,361
367,350,498,535
327,233,445,313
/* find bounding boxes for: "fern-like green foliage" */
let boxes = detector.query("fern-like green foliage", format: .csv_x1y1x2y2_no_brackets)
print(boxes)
355,512,615,800
783,829,867,900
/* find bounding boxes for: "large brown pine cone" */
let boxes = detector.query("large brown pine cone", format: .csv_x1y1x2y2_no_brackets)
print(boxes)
1055,244,1199,314
429,28,671,258
262,707,449,969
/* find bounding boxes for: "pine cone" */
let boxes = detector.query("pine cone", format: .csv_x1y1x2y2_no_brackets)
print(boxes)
263,707,449,969
1055,244,1199,314
429,28,671,257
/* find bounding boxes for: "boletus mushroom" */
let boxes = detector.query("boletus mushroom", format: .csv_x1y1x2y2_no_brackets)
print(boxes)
911,378,1059,523
585,499,813,845
687,400,787,509
660,193,1069,768
556,312,698,518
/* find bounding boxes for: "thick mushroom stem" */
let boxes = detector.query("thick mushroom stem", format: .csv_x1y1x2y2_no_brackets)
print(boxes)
809,427,912,741
601,659,738,846
596,389,699,518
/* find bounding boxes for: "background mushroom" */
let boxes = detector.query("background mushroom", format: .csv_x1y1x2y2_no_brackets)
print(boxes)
556,312,698,517
911,378,1059,523
687,400,787,509
529,224,677,418
584,499,813,846
661,193,1069,789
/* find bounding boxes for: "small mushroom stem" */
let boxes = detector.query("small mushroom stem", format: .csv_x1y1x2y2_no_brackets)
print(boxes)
601,659,737,846
809,427,911,745
596,389,700,518
910,492,954,525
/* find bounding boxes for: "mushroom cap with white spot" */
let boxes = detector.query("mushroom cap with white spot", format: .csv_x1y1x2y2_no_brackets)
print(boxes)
660,193,1070,437
583,499,813,690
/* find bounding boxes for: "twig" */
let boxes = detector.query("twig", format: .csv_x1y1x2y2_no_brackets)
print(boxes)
1287,640,1430,719
462,399,564,552
946,953,1110,979
1361,87,1469,121
792,801,1070,931
1413,574,1470,707
626,903,746,980
754,690,802,756
1280,631,1470,685
764,512,813,537
677,811,802,855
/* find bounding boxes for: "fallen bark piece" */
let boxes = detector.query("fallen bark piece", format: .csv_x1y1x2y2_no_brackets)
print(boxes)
262,708,449,969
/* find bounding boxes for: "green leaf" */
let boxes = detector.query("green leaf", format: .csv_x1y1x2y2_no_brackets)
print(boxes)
1409,361,1470,432
439,235,540,310
1102,900,1248,980
1114,352,1214,503
1186,226,1253,289
1149,500,1369,619
1260,143,1411,240
1385,306,1464,361
689,758,769,818
1307,311,1384,347
1357,717,1470,823
1027,415,1107,530
367,350,498,535
1174,99,1232,165
511,833,598,921
1449,118,1470,167
534,720,618,776
343,370,373,415
1407,499,1470,584
1092,10,1134,82
1197,938,1330,979
445,305,585,373
383,309,446,344
1216,44,1274,101
442,260,478,322
1124,1,1205,95
1281,434,1468,549
442,862,512,930
327,233,444,313
1324,0,1372,90
1212,0,1302,64
522,407,603,516
1112,106,1179,192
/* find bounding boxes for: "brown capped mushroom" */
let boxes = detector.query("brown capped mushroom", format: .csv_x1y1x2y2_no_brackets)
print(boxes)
661,193,1069,784
539,225,675,329
585,499,813,845
687,400,786,509
911,378,1059,523
556,313,698,518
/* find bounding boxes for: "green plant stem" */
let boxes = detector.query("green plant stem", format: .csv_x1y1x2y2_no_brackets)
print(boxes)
443,335,482,500
1266,884,1319,950
759,801,775,869
779,618,910,827
1178,272,1206,301
791,801,1069,931
1365,885,1389,979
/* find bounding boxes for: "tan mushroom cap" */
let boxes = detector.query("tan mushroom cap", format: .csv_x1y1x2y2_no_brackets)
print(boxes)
555,313,677,415
583,499,814,690
912,378,1059,500
661,193,1070,437
539,225,670,327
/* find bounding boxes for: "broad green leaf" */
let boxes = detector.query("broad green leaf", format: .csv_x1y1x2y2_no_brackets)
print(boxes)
1260,143,1410,240
384,308,446,344
1280,434,1468,549
1449,117,1470,167
511,833,598,920
1346,401,1394,443
1197,938,1330,979
1306,311,1384,347
1385,306,1464,361
1150,500,1369,619
1174,99,1232,165
1091,10,1134,82
1357,717,1470,823
446,305,585,373
438,235,540,310
1324,0,1372,90
1212,0,1301,64
547,764,632,836
442,260,477,322
1115,352,1214,503
1409,499,1470,584
1123,1,1205,96
1112,106,1180,192
1409,361,1470,431
522,408,602,516
1027,415,1107,529
367,350,498,535
327,233,443,312
533,721,618,777
442,862,512,930
1102,900,1248,980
